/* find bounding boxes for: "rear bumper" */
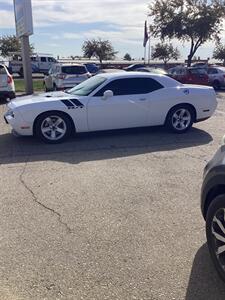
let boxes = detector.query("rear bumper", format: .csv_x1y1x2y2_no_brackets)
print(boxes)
0,91,16,99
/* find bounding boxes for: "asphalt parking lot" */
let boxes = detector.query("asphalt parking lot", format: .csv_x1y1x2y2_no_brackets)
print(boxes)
1,92,225,300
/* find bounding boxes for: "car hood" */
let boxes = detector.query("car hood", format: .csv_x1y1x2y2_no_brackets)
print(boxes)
8,91,82,108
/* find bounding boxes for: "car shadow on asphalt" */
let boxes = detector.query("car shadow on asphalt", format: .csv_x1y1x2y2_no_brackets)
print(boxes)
185,243,225,300
0,126,213,165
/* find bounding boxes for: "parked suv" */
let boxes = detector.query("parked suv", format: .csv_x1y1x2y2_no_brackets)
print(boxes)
207,66,225,90
43,64,91,92
168,67,209,85
201,142,225,282
0,64,15,101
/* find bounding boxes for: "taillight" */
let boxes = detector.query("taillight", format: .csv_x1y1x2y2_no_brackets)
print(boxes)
7,75,13,84
57,74,66,80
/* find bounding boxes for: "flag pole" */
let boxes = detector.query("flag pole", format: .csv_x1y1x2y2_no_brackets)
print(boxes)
147,21,151,65
144,45,146,65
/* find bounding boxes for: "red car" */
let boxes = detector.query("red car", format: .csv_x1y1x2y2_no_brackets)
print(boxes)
168,67,209,85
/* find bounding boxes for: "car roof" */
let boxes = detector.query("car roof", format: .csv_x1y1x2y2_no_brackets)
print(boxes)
59,64,86,67
96,71,181,87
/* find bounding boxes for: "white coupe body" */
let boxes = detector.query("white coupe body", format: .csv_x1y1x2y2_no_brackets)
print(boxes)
4,72,217,143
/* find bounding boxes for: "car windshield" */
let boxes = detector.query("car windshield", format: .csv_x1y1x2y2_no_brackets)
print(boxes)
62,66,87,75
67,76,107,96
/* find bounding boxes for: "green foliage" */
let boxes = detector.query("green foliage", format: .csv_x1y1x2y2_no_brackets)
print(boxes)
152,43,180,64
124,53,132,61
0,35,34,58
213,44,225,65
82,38,117,64
149,0,225,66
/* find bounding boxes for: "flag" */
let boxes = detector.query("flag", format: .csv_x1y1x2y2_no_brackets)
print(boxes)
143,20,149,47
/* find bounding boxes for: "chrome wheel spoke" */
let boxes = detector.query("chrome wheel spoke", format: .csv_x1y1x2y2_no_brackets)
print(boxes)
42,127,51,133
213,216,225,235
56,127,65,134
217,245,225,255
212,228,225,243
180,109,186,117
54,118,63,127
182,116,190,121
46,117,53,125
51,130,56,139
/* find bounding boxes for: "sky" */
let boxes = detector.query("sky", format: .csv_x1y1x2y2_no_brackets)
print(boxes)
0,0,224,60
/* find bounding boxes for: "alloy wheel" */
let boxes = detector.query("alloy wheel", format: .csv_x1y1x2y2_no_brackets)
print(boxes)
171,108,191,131
41,116,67,141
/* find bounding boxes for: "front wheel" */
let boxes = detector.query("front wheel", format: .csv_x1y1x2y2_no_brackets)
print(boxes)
206,195,225,282
166,105,194,133
35,112,72,143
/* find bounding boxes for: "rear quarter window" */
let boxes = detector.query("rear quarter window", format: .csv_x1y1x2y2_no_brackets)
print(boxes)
0,65,7,75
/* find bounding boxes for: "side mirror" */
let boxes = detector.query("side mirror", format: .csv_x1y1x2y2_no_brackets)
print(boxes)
102,90,113,100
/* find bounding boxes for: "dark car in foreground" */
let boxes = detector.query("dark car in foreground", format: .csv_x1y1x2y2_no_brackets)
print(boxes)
201,144,225,281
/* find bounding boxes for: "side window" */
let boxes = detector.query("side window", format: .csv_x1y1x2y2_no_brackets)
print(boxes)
0,65,6,75
94,78,163,97
208,68,218,74
48,57,56,63
40,57,47,62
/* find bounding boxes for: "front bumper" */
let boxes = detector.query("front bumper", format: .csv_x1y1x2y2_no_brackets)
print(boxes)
4,110,33,136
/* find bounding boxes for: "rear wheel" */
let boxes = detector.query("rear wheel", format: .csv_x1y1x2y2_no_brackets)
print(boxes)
213,80,221,91
18,67,24,78
43,82,49,92
166,105,194,133
206,194,225,282
53,84,57,91
35,112,72,143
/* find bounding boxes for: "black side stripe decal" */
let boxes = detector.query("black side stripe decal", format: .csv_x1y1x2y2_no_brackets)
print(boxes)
61,99,74,108
69,99,84,108
61,99,84,109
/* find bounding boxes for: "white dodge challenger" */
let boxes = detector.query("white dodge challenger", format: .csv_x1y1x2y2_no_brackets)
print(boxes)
4,72,217,143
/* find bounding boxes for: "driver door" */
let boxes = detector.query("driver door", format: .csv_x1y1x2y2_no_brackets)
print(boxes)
87,77,156,131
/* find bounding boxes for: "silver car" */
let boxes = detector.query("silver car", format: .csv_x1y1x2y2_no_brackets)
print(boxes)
44,64,91,92
207,66,225,90
0,64,15,101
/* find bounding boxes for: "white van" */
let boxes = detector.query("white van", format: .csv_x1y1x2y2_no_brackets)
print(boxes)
9,53,58,77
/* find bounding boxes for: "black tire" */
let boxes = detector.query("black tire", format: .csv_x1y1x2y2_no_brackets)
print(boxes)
19,68,24,78
35,111,72,144
53,84,57,91
166,104,194,133
213,80,221,91
206,194,225,282
43,82,49,92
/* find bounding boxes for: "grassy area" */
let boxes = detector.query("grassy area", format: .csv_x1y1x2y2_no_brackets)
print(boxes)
14,79,44,93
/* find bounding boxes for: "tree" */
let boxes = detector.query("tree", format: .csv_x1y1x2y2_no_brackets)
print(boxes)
213,44,225,66
124,53,132,61
82,38,117,64
152,43,180,66
0,35,34,58
149,0,225,66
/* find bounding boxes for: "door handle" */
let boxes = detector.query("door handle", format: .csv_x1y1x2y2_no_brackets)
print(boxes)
139,98,146,101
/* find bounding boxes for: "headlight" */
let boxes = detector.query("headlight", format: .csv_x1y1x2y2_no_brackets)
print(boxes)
5,109,14,118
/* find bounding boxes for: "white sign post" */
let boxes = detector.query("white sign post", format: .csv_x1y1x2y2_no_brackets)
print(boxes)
14,0,33,94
